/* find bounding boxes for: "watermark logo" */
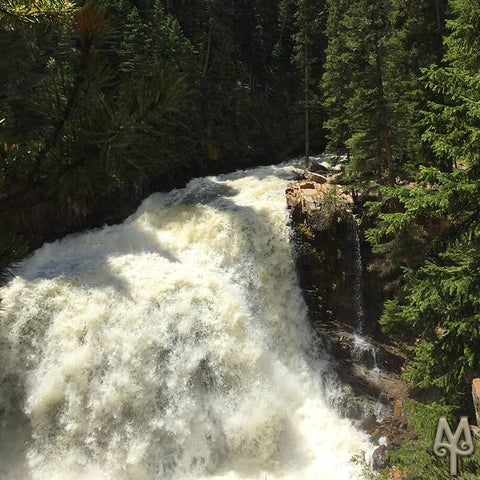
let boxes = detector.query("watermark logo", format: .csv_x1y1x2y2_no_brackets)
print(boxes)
434,416,474,475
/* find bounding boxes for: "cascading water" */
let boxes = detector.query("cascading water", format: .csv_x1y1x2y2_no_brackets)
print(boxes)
350,216,365,334
349,216,379,374
0,164,368,480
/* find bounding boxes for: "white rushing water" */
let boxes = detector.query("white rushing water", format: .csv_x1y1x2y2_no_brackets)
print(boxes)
0,164,368,480
349,216,365,334
349,216,380,378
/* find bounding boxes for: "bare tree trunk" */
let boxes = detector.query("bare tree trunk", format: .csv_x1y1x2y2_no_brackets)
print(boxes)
374,43,394,185
202,20,212,80
305,61,309,169
382,119,394,183
304,0,310,169
434,0,442,29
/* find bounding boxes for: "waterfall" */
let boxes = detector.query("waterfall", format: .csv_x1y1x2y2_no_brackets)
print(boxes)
350,216,365,334
0,164,368,480
349,215,379,374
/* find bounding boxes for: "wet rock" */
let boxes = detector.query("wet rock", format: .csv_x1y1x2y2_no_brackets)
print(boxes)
376,348,405,373
300,181,316,190
285,178,351,225
343,398,365,420
372,445,388,470
359,414,377,433
309,163,330,174
370,428,381,443
308,172,327,184
285,174,410,445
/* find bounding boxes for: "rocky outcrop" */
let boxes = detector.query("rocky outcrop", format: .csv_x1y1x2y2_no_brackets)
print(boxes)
286,175,386,336
286,176,351,226
372,445,388,470
286,179,357,327
286,170,411,467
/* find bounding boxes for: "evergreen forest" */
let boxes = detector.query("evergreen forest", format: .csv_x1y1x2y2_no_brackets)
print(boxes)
2,0,480,478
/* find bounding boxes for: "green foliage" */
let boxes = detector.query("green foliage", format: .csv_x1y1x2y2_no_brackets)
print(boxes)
322,0,448,186
2,1,480,474
0,0,328,274
368,169,480,401
0,0,74,28
366,1,480,408
399,236,480,397
291,0,327,155
0,232,28,285
321,0,353,157
314,184,349,232
0,1,189,204
419,1,480,172
118,6,150,75
322,0,393,184
355,400,480,479
386,400,480,479
0,0,193,276
150,1,197,74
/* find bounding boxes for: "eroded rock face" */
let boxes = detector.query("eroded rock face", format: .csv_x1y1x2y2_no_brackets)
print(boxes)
286,175,380,335
286,171,410,466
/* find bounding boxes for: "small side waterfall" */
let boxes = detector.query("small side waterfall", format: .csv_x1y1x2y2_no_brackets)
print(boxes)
351,216,365,334
349,216,379,374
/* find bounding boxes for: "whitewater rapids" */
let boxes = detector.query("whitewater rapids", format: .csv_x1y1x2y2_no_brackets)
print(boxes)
0,164,368,479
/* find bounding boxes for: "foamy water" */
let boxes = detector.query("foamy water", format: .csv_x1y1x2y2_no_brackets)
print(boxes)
0,164,368,479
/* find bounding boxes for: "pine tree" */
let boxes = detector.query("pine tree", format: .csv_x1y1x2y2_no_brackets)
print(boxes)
150,0,197,74
322,0,393,184
0,0,76,281
388,0,448,175
369,0,480,405
292,0,326,164
322,0,353,159
322,0,444,186
0,0,189,280
0,0,73,27
118,5,150,75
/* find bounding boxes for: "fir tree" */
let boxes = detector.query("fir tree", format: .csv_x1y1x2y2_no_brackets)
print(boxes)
323,0,395,184
118,5,150,76
368,0,480,405
321,0,446,186
292,0,326,164
0,0,188,279
322,0,353,160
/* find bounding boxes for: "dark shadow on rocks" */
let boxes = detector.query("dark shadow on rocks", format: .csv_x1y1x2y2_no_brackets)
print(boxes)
286,177,410,422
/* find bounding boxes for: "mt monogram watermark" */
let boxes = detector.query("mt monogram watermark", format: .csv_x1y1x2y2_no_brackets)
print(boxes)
433,416,474,475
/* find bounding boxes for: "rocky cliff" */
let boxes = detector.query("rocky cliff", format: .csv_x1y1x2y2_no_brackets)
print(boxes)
286,169,412,469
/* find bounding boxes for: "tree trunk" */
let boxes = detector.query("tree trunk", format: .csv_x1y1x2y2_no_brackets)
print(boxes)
304,0,310,169
202,20,212,80
434,0,442,29
382,119,394,184
375,47,394,184
305,60,310,168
